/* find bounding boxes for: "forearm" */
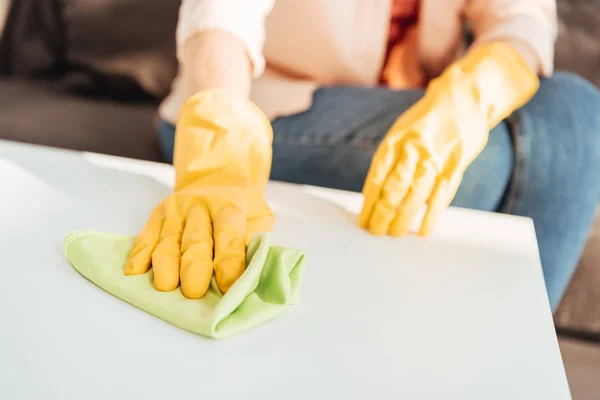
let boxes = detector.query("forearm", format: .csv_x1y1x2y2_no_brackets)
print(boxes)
175,32,271,188
181,30,252,100
176,0,274,100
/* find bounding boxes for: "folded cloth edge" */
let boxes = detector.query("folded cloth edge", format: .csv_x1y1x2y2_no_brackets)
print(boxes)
63,230,306,339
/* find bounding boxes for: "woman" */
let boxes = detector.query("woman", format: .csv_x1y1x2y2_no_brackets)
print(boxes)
125,0,600,312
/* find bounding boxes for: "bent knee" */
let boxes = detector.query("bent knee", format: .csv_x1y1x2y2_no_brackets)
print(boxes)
535,71,600,113
529,71,600,154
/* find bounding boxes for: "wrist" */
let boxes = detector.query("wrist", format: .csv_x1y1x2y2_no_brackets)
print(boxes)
181,30,252,100
448,42,540,127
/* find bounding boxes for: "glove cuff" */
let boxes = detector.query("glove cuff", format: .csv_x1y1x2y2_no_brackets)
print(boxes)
430,42,540,129
173,89,273,191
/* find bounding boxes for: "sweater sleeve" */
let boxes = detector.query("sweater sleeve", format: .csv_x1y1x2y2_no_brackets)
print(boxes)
0,0,12,40
465,0,557,76
177,0,274,79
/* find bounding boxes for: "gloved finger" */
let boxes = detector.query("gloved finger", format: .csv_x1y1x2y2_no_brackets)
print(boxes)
151,196,184,292
389,159,437,236
419,172,462,236
367,140,420,235
359,137,402,229
180,204,214,299
246,204,275,244
213,203,247,294
124,204,165,276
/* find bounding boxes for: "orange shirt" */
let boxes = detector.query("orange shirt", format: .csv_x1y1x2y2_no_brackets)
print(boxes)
381,0,426,88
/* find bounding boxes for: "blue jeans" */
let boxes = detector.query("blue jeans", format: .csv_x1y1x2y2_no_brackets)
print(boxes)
158,72,600,312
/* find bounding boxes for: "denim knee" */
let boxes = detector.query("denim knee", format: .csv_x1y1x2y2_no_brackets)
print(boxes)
514,72,600,310
533,71,600,178
537,71,600,128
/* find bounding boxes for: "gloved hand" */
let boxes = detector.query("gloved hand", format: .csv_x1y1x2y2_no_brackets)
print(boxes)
124,90,274,299
359,42,540,237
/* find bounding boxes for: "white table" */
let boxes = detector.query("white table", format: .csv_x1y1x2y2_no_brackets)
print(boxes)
0,140,571,399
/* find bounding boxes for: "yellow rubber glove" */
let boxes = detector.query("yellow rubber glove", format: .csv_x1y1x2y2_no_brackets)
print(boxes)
360,42,540,237
124,90,274,299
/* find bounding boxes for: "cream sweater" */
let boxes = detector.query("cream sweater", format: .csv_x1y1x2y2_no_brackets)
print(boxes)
159,0,557,123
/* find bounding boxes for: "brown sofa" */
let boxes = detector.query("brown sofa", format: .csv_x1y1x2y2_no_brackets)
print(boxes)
1,0,598,397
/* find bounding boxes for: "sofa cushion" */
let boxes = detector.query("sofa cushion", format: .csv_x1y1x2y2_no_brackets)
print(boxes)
555,0,600,87
0,0,180,101
0,78,162,161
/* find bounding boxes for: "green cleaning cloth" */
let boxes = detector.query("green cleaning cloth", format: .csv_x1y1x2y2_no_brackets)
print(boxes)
63,230,306,339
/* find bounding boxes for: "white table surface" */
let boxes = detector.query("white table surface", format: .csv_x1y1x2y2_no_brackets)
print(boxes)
0,140,571,399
